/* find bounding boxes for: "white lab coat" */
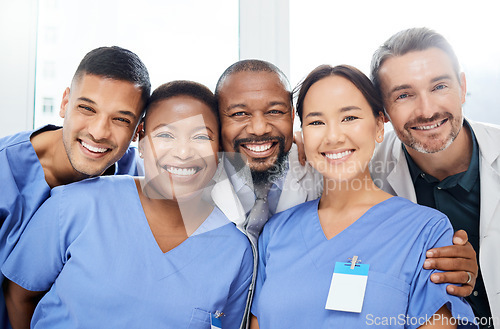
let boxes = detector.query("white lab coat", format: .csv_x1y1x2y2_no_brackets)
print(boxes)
211,144,323,230
370,120,500,321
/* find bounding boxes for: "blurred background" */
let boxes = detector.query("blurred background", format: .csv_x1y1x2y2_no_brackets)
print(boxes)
1,0,499,138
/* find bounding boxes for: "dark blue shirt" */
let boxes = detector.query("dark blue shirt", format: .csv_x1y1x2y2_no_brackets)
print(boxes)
403,122,493,328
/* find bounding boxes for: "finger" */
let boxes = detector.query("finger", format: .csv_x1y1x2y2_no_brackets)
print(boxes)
452,229,469,245
430,271,475,285
426,242,476,259
446,284,474,298
423,256,477,274
293,131,306,166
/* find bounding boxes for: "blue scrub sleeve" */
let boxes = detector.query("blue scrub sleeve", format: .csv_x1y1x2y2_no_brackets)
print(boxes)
2,189,67,292
407,217,477,329
222,246,253,329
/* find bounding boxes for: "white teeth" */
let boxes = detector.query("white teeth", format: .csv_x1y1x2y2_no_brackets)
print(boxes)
414,121,443,130
81,141,108,153
325,150,353,160
245,144,272,152
167,166,197,176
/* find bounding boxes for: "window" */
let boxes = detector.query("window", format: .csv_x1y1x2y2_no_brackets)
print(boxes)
289,0,500,124
42,97,54,113
34,0,239,127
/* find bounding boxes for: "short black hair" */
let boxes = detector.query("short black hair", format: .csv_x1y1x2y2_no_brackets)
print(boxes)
143,80,218,134
214,59,292,105
73,46,151,113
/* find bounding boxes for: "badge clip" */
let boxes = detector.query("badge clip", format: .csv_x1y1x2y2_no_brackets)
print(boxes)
325,255,369,313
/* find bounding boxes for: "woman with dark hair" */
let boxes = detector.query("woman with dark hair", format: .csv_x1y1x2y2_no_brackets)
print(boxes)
3,81,252,329
250,65,476,328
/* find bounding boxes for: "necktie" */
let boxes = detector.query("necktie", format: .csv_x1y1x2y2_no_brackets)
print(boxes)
245,183,271,244
240,183,271,329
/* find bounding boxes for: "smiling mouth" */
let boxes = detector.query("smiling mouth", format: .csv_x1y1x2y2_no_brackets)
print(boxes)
242,142,275,153
323,150,353,160
164,165,201,176
80,140,110,153
411,119,448,131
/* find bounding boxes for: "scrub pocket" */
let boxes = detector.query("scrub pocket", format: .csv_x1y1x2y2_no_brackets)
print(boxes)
187,308,211,329
327,270,410,328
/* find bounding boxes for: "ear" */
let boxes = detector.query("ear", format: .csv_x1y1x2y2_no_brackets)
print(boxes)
459,72,467,104
375,112,385,143
383,110,390,123
137,123,145,159
134,122,145,142
59,87,71,118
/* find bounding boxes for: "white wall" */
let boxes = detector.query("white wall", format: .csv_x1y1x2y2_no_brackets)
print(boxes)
239,0,290,79
0,0,38,138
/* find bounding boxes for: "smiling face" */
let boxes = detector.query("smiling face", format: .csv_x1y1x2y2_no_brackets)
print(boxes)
378,48,466,154
60,74,144,177
139,96,219,201
302,76,384,183
218,71,294,177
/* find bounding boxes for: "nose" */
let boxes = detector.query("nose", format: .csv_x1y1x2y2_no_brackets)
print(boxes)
415,93,436,118
246,113,272,136
172,139,195,160
88,116,112,141
324,122,345,145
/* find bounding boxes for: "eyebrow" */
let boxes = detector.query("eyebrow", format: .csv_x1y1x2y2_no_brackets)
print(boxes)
150,124,215,134
431,74,453,83
387,84,411,97
77,97,138,120
387,74,453,97
77,97,97,105
304,106,361,118
226,101,290,112
226,103,247,111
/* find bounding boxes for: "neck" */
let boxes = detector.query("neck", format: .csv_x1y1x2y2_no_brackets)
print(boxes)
405,123,472,181
318,171,391,240
137,178,213,235
320,171,385,210
32,129,89,188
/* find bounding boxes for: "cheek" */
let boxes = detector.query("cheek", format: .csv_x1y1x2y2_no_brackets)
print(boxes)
302,129,321,158
221,127,237,150
116,130,135,148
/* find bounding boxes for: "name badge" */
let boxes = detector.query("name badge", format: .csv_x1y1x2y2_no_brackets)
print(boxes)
211,312,223,329
325,256,369,313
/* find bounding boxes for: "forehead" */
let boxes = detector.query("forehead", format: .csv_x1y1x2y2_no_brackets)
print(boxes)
218,71,290,105
304,76,371,116
146,96,218,130
307,76,363,102
71,74,144,114
378,48,457,88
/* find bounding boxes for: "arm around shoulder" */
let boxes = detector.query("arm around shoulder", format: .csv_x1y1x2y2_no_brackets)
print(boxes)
3,279,46,329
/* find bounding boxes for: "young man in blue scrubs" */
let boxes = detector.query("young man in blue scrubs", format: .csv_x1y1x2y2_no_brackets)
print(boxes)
0,46,150,328
370,27,499,327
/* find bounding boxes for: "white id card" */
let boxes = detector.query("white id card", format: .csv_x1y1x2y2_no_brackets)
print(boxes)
325,261,369,313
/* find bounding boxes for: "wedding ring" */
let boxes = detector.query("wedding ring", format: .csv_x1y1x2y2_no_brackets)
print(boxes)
466,271,472,284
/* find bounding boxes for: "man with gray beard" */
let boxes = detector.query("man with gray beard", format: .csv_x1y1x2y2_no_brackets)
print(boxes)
370,27,500,328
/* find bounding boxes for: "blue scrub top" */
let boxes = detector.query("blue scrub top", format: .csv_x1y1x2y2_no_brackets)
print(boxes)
2,175,252,329
251,197,477,329
0,125,142,328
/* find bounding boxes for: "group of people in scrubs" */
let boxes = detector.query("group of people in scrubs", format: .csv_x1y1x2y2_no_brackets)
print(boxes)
1,26,498,328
